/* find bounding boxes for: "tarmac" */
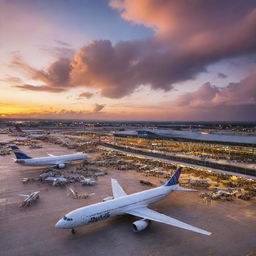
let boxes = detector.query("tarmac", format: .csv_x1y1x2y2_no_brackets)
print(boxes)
0,136,256,256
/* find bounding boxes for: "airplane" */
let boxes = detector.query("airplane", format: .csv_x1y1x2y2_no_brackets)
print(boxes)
18,191,40,207
15,124,43,135
10,145,88,169
14,125,47,139
80,177,96,186
45,176,68,186
15,137,31,142
55,167,212,236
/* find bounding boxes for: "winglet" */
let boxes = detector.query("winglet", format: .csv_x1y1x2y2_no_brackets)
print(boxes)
165,167,182,186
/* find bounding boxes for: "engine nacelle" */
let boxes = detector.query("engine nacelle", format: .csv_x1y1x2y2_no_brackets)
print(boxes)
57,163,65,169
132,219,150,232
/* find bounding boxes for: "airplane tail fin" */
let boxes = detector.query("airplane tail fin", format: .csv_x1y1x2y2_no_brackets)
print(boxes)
15,125,23,133
10,146,32,159
164,167,197,192
164,167,182,186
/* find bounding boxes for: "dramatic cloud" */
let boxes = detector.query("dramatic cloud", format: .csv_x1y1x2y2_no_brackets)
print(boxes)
93,103,105,112
165,69,256,120
175,69,256,107
11,55,72,92
79,92,94,99
110,0,256,38
11,0,256,99
175,82,218,107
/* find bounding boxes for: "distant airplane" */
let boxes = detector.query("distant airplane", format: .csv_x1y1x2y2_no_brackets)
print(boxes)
14,125,47,139
80,177,96,186
10,146,88,169
55,167,212,236
45,176,68,186
15,124,42,134
18,191,40,207
15,137,30,142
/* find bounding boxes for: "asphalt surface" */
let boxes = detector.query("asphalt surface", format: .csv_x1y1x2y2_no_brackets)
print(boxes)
0,136,256,256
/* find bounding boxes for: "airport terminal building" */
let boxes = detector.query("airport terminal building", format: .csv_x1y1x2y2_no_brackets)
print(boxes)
114,129,256,147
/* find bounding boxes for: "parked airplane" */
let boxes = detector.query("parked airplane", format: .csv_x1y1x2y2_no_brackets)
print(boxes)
14,125,47,139
80,177,96,186
55,167,212,235
18,191,40,207
10,146,88,169
15,124,42,135
15,137,30,142
46,176,68,186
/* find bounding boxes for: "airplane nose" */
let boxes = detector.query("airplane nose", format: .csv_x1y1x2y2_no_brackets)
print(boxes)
55,219,63,229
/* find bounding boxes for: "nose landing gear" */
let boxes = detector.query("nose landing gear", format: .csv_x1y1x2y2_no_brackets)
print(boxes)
71,228,76,234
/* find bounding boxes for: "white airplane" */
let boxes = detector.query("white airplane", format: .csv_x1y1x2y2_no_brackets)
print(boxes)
55,167,212,236
15,124,42,135
15,137,31,142
10,146,88,169
14,125,47,139
18,191,40,207
80,177,96,186
45,176,68,186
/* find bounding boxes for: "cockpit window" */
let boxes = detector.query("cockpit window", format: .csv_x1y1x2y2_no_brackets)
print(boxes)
63,216,73,221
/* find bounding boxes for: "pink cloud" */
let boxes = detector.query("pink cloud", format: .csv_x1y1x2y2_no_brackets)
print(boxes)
175,69,256,107
10,0,256,101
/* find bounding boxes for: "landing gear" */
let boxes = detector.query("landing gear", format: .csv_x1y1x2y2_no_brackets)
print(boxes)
71,228,76,234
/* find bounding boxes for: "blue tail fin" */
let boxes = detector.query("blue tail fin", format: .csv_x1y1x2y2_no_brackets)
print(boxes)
10,146,32,159
165,167,182,186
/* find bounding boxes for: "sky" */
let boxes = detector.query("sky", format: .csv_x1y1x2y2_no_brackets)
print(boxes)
0,0,256,121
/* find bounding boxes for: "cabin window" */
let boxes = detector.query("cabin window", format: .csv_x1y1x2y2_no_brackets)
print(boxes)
63,216,73,221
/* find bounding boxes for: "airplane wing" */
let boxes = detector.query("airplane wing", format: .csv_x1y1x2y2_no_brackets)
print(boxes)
47,153,55,157
125,207,211,236
111,179,127,198
18,194,29,198
174,186,197,192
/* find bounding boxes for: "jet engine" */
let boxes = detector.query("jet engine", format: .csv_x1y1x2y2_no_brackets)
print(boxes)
57,163,65,169
132,219,150,232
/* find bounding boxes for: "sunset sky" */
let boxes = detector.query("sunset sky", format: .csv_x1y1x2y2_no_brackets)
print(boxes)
0,0,256,121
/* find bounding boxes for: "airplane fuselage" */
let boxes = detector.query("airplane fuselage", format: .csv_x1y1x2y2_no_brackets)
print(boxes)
56,185,174,229
16,153,87,166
